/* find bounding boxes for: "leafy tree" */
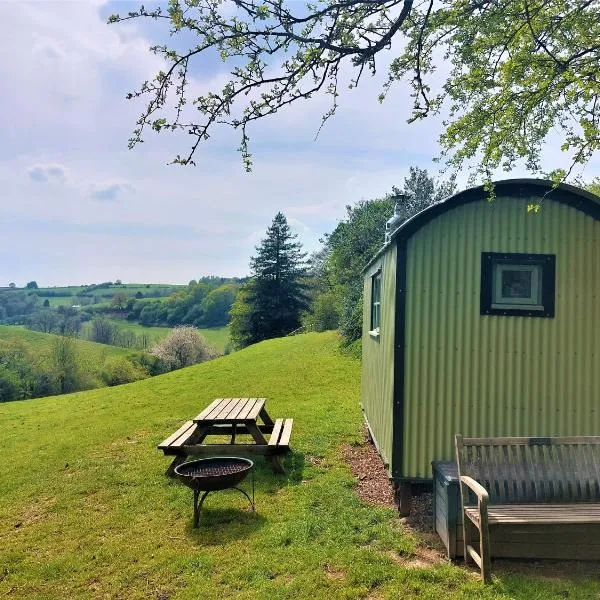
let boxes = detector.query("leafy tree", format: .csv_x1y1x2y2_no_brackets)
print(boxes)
8,283,15,289
90,317,117,345
30,310,58,334
109,2,600,178
43,299,50,308
230,213,308,348
25,281,38,289
101,356,148,386
583,177,600,198
310,168,454,341
50,336,82,394
201,284,238,327
0,291,40,322
302,290,340,332
111,292,128,310
0,365,22,402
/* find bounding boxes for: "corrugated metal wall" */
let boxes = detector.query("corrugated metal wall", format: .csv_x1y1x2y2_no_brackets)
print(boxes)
403,195,600,479
361,244,397,469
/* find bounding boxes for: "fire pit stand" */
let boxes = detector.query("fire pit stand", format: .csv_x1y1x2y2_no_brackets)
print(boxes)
174,457,255,528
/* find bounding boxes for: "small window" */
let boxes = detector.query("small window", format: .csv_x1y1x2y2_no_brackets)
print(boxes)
370,270,382,332
481,253,555,317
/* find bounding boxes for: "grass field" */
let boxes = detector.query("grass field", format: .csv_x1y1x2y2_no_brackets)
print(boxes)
79,320,230,352
0,325,139,361
33,284,184,307
1,333,598,599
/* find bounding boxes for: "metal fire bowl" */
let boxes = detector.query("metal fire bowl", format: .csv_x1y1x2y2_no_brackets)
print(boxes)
174,457,254,492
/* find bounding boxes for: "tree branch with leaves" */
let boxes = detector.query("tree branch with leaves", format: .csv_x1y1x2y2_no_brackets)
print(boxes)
110,0,600,179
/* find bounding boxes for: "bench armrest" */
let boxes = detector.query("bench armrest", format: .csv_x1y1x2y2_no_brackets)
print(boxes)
460,476,489,504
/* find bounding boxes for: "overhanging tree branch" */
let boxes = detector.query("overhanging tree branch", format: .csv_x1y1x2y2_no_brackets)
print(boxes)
109,0,600,178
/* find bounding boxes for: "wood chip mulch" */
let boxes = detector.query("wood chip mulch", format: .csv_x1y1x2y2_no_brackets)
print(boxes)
342,432,434,534
342,442,395,507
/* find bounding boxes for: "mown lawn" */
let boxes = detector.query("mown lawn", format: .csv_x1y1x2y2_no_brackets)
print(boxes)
1,333,598,599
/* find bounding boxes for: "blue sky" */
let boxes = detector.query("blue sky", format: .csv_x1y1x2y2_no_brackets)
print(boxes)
1,1,598,287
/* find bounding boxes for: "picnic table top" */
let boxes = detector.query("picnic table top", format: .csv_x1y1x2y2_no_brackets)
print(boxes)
193,398,268,424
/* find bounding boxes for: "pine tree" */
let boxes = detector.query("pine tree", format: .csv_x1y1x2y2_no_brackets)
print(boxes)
230,213,308,348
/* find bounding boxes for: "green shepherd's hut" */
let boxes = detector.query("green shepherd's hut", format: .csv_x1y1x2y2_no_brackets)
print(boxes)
361,179,600,515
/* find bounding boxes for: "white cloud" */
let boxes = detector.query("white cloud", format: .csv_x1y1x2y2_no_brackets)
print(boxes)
27,163,68,183
1,1,597,287
90,181,135,202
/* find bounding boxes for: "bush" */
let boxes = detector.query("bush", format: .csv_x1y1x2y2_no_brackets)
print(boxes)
150,326,217,371
51,336,84,394
101,357,148,386
0,366,23,402
303,290,340,332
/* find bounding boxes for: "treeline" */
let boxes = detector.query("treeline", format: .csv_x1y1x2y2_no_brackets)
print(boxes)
126,282,238,328
0,290,40,322
302,167,457,344
0,325,219,402
0,278,241,348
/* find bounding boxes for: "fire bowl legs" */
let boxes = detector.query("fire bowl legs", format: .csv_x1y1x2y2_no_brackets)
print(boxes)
192,486,256,528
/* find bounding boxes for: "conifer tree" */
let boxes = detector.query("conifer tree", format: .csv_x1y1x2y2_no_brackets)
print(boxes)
230,213,308,348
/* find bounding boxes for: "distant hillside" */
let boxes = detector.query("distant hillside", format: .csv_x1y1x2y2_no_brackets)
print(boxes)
0,325,140,361
0,326,150,401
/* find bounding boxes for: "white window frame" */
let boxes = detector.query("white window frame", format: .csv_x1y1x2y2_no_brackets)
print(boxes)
370,270,382,336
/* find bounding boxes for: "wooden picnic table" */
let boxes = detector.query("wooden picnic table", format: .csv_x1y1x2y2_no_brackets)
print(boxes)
158,398,293,475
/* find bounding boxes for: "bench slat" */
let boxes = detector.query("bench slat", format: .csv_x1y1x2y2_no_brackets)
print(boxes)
279,418,293,447
158,420,195,449
268,419,284,446
466,504,600,524
170,423,200,448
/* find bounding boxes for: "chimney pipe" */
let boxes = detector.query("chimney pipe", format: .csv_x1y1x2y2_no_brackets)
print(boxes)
385,192,411,242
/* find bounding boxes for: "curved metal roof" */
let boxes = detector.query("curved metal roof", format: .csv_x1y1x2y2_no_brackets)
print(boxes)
363,178,600,272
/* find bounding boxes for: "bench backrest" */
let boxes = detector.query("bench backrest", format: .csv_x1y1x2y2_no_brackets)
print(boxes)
456,435,600,504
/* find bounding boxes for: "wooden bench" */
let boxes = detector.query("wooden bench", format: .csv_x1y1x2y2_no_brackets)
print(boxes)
456,434,600,583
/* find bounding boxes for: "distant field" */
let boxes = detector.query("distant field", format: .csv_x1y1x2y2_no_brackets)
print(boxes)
32,283,184,307
0,325,140,362
80,319,230,352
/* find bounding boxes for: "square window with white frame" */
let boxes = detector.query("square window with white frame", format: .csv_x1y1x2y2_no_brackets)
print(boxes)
481,253,555,317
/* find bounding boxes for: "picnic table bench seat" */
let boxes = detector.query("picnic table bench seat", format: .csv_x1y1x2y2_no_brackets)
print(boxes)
158,420,199,455
456,434,600,583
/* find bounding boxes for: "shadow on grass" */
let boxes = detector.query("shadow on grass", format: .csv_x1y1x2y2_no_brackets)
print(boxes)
177,450,307,545
492,557,600,583
184,506,269,545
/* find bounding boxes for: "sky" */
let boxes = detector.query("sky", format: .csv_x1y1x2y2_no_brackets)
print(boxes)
1,1,598,287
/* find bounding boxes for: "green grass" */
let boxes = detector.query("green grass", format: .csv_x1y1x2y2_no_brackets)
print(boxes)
0,325,138,361
34,284,184,307
1,332,598,599
79,320,230,352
